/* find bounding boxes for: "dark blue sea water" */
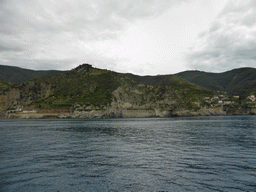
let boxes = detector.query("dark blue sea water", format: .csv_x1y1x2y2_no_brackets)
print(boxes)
1,116,256,192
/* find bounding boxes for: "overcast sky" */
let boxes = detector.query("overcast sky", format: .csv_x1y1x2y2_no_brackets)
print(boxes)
0,0,255,75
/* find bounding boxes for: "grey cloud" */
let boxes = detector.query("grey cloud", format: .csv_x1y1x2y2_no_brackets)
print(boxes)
112,0,172,19
234,46,256,60
1,56,78,71
0,42,23,52
0,0,177,37
187,0,256,72
0,0,184,70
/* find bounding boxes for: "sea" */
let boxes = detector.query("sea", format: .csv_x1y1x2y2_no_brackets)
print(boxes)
0,116,256,192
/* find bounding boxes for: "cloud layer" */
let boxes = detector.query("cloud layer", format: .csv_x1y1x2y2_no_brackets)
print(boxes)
0,0,178,70
1,0,255,74
187,0,256,72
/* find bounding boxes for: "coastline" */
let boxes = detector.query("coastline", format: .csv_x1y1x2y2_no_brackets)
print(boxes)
2,107,256,119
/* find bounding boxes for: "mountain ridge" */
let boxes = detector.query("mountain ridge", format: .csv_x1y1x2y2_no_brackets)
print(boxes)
0,64,255,118
1,64,255,96
175,67,256,95
0,64,65,83
1,64,219,118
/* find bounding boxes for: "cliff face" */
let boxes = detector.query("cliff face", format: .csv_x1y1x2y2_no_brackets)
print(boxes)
1,64,255,119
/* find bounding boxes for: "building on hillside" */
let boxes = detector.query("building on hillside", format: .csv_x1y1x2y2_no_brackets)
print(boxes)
22,110,37,113
213,96,219,100
224,101,232,105
247,95,255,102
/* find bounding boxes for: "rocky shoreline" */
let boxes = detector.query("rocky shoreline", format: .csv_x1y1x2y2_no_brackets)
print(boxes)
2,107,256,119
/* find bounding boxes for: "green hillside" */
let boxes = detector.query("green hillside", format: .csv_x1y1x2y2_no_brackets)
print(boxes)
0,64,65,83
175,68,256,95
1,64,255,118
1,64,214,113
30,64,121,109
0,80,11,92
2,64,255,96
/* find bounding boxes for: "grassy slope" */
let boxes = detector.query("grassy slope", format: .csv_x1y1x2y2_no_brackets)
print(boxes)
124,73,214,110
0,65,65,83
175,67,256,95
12,64,214,111
2,64,255,96
0,80,11,92
124,73,213,98
29,65,121,109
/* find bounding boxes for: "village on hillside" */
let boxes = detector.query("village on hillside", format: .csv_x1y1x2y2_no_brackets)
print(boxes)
204,93,256,108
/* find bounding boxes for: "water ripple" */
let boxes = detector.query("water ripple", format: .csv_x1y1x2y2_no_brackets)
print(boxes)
1,116,256,191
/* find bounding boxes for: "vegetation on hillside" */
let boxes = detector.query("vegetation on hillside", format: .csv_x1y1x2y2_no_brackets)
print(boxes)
175,68,256,95
1,64,255,96
0,64,65,83
0,80,11,92
0,64,255,115
27,64,121,109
